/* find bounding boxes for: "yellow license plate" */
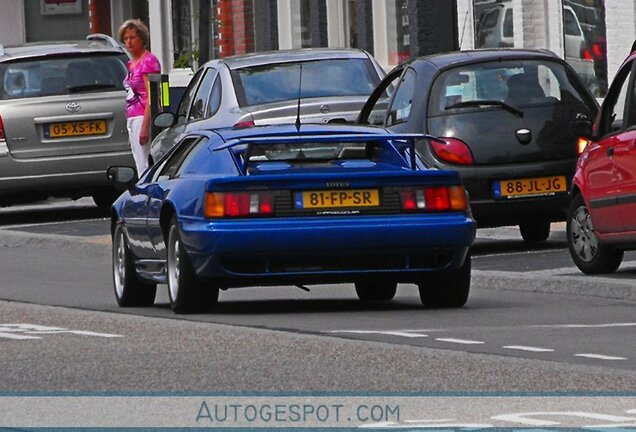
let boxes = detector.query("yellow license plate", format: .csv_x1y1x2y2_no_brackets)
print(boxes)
295,189,379,209
495,176,567,198
47,120,107,138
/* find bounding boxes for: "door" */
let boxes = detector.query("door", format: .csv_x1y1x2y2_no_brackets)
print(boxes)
586,60,634,234
609,61,636,232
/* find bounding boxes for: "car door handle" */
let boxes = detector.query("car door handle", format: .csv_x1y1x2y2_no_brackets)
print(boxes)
607,147,614,157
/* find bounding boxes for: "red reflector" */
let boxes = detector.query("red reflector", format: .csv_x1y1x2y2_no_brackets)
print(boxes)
0,115,4,140
582,48,593,61
399,190,417,210
225,193,250,216
432,138,474,165
234,120,255,129
259,193,273,214
425,187,450,210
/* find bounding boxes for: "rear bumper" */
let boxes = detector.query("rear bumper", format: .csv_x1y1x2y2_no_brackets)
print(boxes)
179,214,476,285
435,158,576,227
0,148,134,196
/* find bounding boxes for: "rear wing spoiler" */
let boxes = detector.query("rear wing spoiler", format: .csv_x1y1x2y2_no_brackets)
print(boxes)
214,133,446,174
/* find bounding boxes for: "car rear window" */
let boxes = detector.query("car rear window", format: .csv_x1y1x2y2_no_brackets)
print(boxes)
0,53,127,100
429,59,590,117
231,58,381,107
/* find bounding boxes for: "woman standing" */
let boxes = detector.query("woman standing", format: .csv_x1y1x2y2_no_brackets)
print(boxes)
118,19,161,175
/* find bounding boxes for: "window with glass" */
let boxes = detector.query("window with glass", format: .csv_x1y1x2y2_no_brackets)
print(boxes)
599,63,633,136
232,59,381,107
474,0,514,49
387,68,416,126
562,0,607,98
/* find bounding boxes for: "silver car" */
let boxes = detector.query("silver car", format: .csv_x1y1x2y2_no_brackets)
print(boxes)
151,48,385,161
0,36,133,209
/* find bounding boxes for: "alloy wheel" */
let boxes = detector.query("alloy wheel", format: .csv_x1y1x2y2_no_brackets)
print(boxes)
570,205,598,263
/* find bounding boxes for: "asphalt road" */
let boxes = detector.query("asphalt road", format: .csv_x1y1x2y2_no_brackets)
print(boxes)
0,198,635,392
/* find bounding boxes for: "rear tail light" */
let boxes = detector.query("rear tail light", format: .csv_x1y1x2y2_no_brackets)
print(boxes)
0,115,5,140
432,138,474,165
399,186,467,212
233,120,255,129
204,191,273,218
581,47,593,61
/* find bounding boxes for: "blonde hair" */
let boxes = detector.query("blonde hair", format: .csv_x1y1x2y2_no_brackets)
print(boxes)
118,19,149,47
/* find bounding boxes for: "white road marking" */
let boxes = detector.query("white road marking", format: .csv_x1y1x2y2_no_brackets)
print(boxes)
0,324,122,340
503,345,554,352
0,332,41,340
574,353,627,361
328,330,428,338
435,338,485,345
534,322,636,329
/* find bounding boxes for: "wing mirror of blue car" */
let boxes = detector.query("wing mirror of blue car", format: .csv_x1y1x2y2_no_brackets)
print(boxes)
107,166,138,187
153,111,176,128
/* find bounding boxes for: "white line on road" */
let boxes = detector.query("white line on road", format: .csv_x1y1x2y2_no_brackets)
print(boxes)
328,330,428,338
435,338,485,345
575,353,627,361
503,345,555,352
534,323,636,329
0,332,41,340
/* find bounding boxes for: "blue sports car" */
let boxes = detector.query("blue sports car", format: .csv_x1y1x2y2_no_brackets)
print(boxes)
108,124,476,314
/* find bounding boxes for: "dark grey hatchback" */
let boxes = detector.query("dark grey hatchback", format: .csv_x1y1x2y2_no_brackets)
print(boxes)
359,49,598,242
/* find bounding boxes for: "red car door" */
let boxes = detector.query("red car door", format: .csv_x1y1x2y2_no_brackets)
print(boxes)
586,61,635,234
584,136,621,234
612,94,636,232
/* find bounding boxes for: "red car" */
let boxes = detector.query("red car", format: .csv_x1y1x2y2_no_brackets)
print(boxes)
567,48,636,274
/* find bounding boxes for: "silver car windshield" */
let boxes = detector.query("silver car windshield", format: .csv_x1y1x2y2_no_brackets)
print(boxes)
233,59,381,107
0,54,127,100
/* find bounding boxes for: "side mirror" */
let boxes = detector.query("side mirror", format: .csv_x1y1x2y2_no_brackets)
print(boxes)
153,111,176,128
571,118,593,139
107,166,137,188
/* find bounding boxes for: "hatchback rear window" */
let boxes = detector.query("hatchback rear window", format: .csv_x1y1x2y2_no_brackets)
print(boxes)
429,59,589,117
232,59,381,107
0,53,127,100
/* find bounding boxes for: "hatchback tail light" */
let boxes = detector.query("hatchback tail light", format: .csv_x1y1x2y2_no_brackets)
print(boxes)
0,115,5,140
431,138,474,165
399,186,467,212
204,191,274,218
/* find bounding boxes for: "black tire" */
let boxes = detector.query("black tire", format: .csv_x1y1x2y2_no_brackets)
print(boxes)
418,254,471,308
519,220,551,243
166,218,219,314
355,279,397,302
112,224,156,307
567,194,623,274
93,189,122,212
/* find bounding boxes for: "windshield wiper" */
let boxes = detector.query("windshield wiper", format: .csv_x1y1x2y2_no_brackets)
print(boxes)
445,100,524,118
68,84,117,93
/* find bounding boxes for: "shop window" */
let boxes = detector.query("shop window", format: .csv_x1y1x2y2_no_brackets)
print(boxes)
299,0,327,48
562,0,607,98
474,0,514,49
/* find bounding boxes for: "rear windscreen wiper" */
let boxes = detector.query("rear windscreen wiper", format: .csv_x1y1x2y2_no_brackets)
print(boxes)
68,84,117,93
445,100,524,118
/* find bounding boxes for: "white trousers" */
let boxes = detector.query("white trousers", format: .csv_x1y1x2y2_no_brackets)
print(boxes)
127,116,150,175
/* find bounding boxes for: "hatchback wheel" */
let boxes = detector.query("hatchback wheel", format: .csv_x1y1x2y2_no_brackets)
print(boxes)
519,220,551,243
418,254,471,308
355,279,397,302
567,194,623,274
112,224,156,307
167,218,219,314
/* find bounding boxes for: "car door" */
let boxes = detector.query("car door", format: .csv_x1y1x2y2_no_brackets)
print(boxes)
120,170,160,259
146,137,205,259
586,60,634,234
607,60,636,232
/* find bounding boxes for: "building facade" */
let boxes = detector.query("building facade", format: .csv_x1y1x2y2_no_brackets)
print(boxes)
1,0,634,98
